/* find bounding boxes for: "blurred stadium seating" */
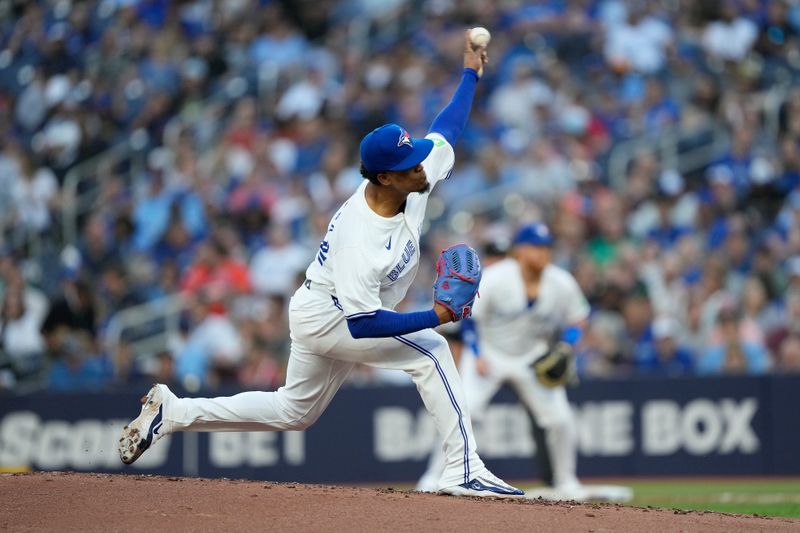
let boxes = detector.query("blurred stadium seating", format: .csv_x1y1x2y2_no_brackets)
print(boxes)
0,0,799,394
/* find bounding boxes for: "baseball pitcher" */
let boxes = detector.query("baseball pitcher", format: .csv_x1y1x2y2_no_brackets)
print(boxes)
118,30,523,498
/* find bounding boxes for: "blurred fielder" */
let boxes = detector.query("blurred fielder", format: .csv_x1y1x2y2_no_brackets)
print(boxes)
119,30,524,498
418,222,631,502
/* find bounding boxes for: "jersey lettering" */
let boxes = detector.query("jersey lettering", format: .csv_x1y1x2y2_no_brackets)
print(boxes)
387,240,416,282
317,240,330,266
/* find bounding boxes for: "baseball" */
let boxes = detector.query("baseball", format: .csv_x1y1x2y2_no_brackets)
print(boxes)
469,27,491,49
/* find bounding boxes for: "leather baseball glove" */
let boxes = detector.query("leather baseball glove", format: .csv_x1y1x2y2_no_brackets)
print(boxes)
433,244,482,322
532,341,577,388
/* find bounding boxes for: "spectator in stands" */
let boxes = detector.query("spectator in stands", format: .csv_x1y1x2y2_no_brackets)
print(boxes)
702,0,759,62
603,4,674,74
683,293,707,361
225,149,277,238
621,150,659,210
236,295,286,391
151,216,201,272
703,166,740,240
778,90,800,140
249,9,309,73
175,292,244,391
642,78,681,133
789,257,800,291
0,283,48,386
40,277,97,359
180,237,251,312
149,350,179,389
696,254,734,348
133,149,206,251
488,62,553,136
646,190,692,250
639,248,689,328
715,129,756,196
620,285,655,368
756,0,799,68
635,315,695,376
237,344,283,390
741,274,785,343
518,138,578,201
587,193,628,268
721,215,754,288
0,141,21,232
697,305,771,375
774,193,800,255
112,342,149,386
768,289,800,355
46,332,112,391
97,262,145,327
438,144,515,204
10,150,59,235
249,224,310,298
777,334,800,373
576,311,625,378
78,214,121,279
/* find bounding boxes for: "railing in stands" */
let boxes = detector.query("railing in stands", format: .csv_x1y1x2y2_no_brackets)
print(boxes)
444,121,732,231
606,122,731,190
104,293,185,362
61,134,148,245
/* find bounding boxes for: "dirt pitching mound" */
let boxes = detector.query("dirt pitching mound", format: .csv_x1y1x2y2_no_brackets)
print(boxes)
2,472,797,532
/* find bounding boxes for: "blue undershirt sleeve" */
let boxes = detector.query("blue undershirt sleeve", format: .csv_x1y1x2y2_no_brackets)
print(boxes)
428,68,479,146
461,318,480,357
346,309,440,339
561,325,583,346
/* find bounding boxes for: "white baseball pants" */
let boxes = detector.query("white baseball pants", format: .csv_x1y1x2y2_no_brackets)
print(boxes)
418,349,578,490
159,284,486,489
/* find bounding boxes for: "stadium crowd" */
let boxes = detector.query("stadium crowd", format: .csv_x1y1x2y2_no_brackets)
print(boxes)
0,0,799,393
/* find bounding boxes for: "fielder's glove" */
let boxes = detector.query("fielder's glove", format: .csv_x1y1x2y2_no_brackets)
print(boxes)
433,244,482,322
532,341,577,388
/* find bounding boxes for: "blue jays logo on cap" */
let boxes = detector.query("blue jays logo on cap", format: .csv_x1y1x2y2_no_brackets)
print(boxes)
513,222,554,247
360,123,434,173
398,130,412,148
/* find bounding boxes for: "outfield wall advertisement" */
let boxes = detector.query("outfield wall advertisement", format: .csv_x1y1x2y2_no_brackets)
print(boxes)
1,375,797,482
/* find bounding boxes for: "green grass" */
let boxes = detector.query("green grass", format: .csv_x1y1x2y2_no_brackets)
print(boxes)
622,478,800,518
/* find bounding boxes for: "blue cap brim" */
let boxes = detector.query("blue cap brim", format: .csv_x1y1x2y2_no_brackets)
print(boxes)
513,238,553,247
386,138,434,171
512,231,553,247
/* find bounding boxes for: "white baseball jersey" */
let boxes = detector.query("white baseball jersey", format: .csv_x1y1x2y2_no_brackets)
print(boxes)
418,259,590,492
472,258,590,366
304,132,454,317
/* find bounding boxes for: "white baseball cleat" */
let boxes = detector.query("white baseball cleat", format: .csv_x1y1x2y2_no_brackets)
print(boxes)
439,470,525,498
415,474,439,493
118,383,169,465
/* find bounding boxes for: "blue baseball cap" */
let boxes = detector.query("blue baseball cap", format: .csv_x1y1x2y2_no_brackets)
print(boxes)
359,123,434,173
513,222,554,247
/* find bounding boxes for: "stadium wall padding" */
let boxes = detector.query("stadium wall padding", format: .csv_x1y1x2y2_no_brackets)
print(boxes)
1,375,798,481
